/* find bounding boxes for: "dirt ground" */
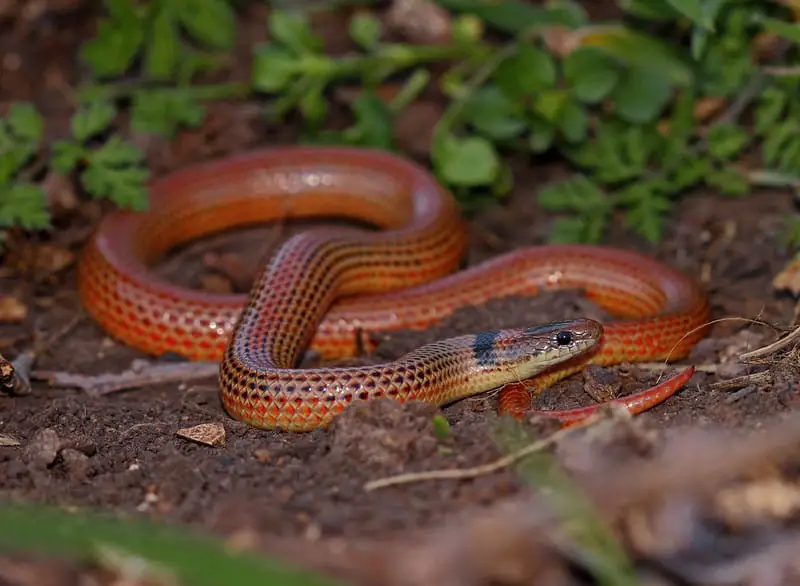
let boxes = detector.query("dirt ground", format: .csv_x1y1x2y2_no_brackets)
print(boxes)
4,3,800,585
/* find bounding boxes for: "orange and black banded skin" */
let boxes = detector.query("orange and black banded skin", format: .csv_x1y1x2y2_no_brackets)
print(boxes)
77,146,711,432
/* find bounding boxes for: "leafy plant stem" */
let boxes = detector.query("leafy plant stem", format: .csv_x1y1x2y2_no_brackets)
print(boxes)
434,41,518,139
327,42,480,80
76,80,251,103
387,68,432,114
606,69,767,209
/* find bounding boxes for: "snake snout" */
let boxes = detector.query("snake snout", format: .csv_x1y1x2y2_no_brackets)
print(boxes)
524,318,602,348
506,318,603,378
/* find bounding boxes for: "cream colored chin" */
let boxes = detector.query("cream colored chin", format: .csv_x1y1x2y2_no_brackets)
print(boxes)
518,341,595,376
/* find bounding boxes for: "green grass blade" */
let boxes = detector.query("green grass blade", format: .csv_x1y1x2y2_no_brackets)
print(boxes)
0,503,343,586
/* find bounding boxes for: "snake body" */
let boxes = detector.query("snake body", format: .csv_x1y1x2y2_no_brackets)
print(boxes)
78,147,711,432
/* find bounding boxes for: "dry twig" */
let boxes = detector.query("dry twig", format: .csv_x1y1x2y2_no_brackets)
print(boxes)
8,315,83,395
364,410,610,491
32,361,220,397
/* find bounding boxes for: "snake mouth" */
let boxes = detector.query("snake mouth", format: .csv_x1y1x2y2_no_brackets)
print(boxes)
495,318,603,378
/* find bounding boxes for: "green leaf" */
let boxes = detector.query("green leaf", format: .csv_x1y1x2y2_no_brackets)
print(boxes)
664,0,704,27
451,14,484,44
252,45,298,93
463,86,526,140
83,137,150,210
563,46,620,103
175,0,236,50
130,90,206,137
434,135,500,187
611,66,673,123
538,175,609,212
268,10,323,55
6,103,43,143
705,166,750,196
178,50,228,83
763,121,800,167
690,25,710,60
349,92,394,149
755,85,787,136
79,11,144,77
105,0,141,24
777,138,800,173
0,182,50,230
697,41,754,98
431,415,450,439
0,502,342,586
558,97,587,143
349,12,382,50
666,155,711,190
685,0,727,59
666,90,695,140
298,82,327,125
71,100,117,143
563,120,657,183
548,215,608,244
529,119,555,153
144,4,178,79
706,123,750,161
0,105,42,183
581,26,694,86
431,0,586,35
617,0,681,20
531,89,567,123
90,135,145,167
756,14,800,45
494,42,556,99
619,184,671,243
51,141,85,174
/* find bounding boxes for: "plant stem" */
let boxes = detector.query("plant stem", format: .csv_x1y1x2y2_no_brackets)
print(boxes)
76,81,251,102
388,69,432,114
328,42,480,79
433,40,518,138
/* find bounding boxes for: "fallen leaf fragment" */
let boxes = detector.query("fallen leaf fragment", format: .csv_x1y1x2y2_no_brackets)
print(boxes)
0,434,20,447
176,422,226,447
0,354,14,388
0,296,27,323
772,253,800,295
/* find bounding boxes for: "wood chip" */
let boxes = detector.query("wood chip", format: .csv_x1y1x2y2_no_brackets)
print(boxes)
176,423,226,447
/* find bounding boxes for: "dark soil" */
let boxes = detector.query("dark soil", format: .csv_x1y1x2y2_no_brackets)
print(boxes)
3,3,800,585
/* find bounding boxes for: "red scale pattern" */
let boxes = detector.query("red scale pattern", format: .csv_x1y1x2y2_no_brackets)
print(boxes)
77,147,711,432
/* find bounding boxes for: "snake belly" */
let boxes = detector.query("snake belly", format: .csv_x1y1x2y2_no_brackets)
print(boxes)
77,146,711,432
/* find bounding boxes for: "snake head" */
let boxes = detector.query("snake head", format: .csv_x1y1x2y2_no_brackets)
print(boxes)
485,318,603,379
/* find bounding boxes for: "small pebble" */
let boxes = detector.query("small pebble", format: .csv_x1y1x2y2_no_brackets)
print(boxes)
60,448,90,479
23,428,60,467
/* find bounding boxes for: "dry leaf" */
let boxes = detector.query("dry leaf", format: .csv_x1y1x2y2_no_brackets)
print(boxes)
176,423,226,447
0,296,27,323
773,254,800,296
0,434,20,447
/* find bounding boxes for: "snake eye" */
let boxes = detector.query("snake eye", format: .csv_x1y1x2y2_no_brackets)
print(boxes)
555,330,572,346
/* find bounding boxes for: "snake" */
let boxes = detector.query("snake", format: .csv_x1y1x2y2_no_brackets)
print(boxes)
77,146,711,432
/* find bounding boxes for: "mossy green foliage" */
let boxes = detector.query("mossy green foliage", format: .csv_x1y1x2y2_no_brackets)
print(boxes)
3,0,800,245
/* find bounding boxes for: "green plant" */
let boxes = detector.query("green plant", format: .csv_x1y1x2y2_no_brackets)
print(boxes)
78,0,246,136
1,0,248,243
0,502,341,586
493,419,638,586
442,0,797,243
3,0,800,246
